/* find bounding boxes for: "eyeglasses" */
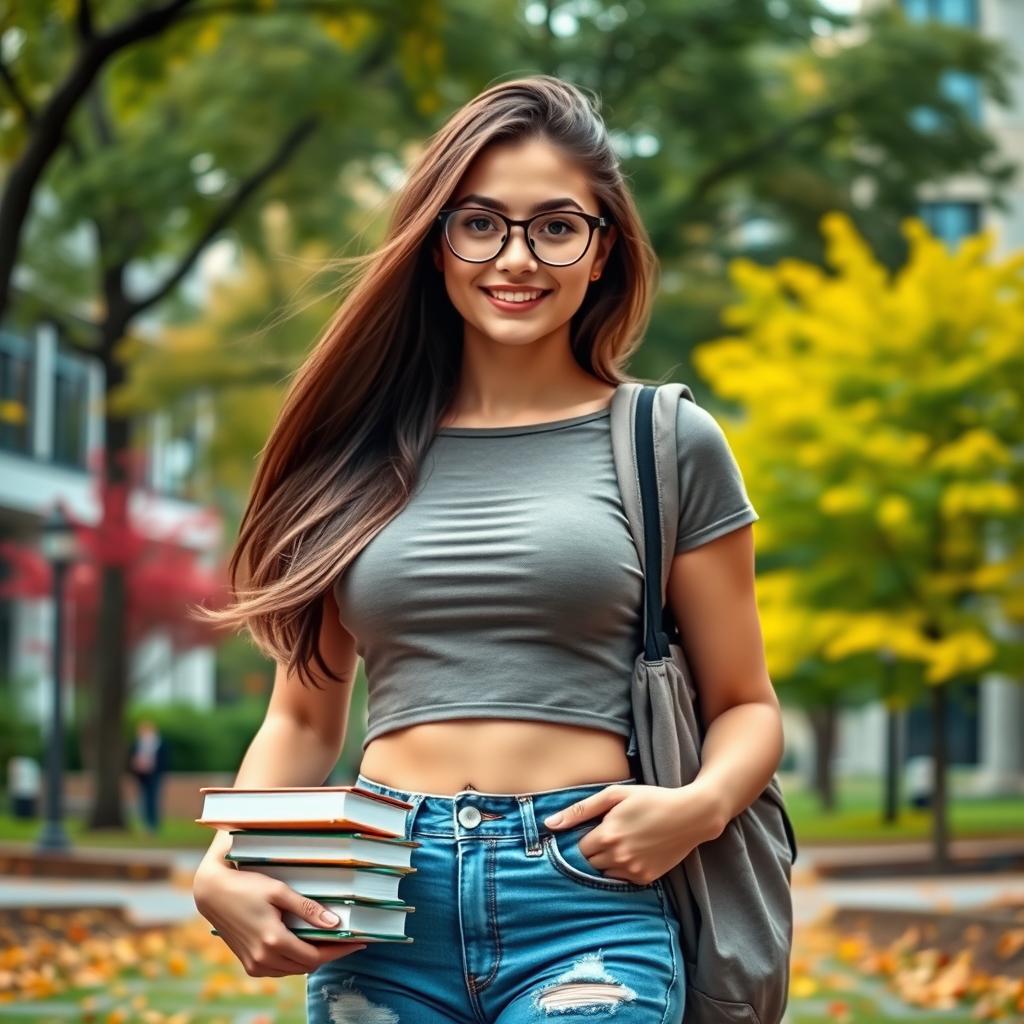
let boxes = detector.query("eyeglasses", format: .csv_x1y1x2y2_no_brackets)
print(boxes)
436,206,611,267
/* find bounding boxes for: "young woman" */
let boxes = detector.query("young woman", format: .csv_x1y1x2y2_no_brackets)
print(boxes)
193,74,783,1024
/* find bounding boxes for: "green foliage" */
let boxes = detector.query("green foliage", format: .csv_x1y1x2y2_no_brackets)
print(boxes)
696,212,1024,699
124,700,268,772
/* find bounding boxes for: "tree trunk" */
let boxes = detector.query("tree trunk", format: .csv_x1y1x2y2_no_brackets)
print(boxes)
85,359,132,830
883,702,901,824
808,699,838,811
930,681,951,870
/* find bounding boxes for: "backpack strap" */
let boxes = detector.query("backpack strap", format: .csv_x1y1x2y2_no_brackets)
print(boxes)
609,380,696,657
635,385,672,659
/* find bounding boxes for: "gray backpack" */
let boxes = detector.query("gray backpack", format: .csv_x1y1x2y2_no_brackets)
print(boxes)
609,380,798,1024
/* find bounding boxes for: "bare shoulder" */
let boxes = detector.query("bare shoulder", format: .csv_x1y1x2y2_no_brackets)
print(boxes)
264,587,359,746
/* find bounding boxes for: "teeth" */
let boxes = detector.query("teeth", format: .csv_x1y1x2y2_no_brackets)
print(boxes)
486,289,545,303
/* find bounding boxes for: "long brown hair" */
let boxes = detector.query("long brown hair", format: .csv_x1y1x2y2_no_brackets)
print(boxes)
193,74,661,686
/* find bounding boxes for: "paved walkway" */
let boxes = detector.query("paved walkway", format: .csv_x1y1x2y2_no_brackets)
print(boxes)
0,843,1021,928
791,841,1024,923
0,847,203,924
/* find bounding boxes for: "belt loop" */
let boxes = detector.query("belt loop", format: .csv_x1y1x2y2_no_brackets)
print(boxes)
517,795,542,856
402,793,426,841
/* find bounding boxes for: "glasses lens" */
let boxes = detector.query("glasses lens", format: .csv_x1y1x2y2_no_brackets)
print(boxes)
445,209,592,265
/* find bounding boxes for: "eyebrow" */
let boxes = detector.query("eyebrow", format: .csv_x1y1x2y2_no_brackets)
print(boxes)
451,194,587,215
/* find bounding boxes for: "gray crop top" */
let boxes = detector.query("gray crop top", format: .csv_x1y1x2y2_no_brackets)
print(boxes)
334,397,759,750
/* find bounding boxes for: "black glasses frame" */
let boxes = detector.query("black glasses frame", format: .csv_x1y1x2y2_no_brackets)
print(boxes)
436,206,611,267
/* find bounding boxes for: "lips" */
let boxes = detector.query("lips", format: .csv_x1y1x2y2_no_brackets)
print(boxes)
479,286,552,302
478,286,554,313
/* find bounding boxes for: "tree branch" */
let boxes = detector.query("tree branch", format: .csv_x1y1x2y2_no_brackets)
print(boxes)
9,284,101,357
124,22,396,318
127,116,319,319
77,0,96,42
173,0,397,19
0,58,36,126
0,0,201,319
683,92,871,210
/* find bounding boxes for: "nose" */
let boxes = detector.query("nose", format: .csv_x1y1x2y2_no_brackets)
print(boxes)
494,224,537,272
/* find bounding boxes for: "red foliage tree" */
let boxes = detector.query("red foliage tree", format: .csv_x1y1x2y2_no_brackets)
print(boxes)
0,448,229,692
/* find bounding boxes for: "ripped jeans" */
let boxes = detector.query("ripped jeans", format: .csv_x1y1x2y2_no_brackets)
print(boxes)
306,772,686,1023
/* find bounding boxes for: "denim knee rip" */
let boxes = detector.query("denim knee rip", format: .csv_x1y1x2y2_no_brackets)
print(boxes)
531,949,640,1015
318,976,400,1024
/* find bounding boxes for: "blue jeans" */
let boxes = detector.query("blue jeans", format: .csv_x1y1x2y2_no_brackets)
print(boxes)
306,771,686,1023
135,773,161,833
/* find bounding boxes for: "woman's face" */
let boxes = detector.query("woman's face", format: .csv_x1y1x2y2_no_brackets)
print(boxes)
432,136,618,348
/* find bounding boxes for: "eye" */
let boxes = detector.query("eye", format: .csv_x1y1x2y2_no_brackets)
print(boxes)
537,217,579,237
466,215,499,233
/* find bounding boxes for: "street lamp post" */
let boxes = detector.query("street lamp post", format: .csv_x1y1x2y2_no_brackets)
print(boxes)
36,505,77,854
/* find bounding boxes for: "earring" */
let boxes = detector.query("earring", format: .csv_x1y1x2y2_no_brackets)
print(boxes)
591,271,600,280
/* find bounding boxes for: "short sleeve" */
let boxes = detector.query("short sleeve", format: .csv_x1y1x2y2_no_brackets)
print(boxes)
673,397,759,554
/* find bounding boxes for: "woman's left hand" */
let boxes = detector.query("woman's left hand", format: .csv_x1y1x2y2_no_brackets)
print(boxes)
542,783,725,886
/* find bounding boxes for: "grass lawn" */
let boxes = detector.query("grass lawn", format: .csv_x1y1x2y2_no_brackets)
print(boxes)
780,772,1024,843
0,771,1021,849
0,811,214,849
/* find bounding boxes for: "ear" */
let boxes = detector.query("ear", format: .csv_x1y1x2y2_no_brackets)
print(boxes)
593,224,618,276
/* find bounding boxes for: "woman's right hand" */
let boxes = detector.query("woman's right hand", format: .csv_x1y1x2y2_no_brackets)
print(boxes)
193,856,370,977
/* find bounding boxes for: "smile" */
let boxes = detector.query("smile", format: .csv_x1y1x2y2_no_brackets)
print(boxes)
480,286,553,310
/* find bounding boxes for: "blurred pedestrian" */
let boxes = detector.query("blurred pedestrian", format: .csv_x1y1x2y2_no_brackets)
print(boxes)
905,754,934,810
7,754,41,818
128,719,169,834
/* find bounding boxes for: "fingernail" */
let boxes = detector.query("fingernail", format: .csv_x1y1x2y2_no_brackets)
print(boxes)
544,813,561,826
320,910,339,925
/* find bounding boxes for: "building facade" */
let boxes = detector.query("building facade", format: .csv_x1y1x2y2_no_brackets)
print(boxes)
0,316,221,728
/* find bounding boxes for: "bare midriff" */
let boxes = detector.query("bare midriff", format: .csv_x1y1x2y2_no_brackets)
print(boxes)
358,718,633,795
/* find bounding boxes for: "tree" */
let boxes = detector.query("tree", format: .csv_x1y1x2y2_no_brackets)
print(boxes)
0,473,227,768
695,211,1024,866
0,0,442,827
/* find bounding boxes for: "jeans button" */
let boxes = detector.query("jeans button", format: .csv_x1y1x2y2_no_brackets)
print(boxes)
458,805,482,828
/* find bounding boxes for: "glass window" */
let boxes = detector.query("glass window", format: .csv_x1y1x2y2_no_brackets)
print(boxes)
172,397,199,498
904,680,980,765
909,69,982,129
150,393,204,500
909,105,943,134
942,69,982,121
0,329,33,456
901,0,978,26
938,0,978,26
52,348,91,469
918,200,981,245
901,0,982,124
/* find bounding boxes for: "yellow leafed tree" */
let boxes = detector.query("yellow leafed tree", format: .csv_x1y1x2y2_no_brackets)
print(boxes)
695,212,1024,865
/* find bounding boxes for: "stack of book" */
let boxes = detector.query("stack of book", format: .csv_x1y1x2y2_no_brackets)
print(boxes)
196,784,420,944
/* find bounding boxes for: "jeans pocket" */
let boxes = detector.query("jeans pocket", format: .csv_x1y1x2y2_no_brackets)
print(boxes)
543,824,656,892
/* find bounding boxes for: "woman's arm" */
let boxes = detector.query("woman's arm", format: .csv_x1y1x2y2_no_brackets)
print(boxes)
198,585,359,870
666,523,784,830
193,587,366,978
197,715,354,869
